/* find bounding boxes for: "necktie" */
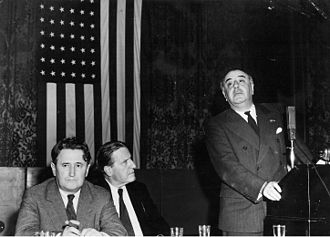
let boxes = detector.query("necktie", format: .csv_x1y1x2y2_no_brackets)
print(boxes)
66,194,77,220
244,111,259,135
118,188,135,236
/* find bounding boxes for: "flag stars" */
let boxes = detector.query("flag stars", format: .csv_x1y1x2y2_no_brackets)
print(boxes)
50,71,56,76
91,61,95,66
40,43,45,48
70,8,75,14
71,72,76,77
60,46,65,51
60,59,65,64
90,24,95,29
40,30,45,35
90,48,95,53
70,34,75,39
80,10,85,15
80,35,85,40
50,32,55,37
81,61,86,66
49,6,54,11
91,74,96,79
40,17,45,23
40,70,45,75
60,7,64,12
90,11,94,16
79,22,84,28
61,72,66,77
50,45,55,50
40,4,44,9
60,20,64,25
70,46,76,52
90,36,95,41
71,60,76,65
50,19,55,24
40,57,45,62
70,21,75,26
60,33,65,38
50,58,55,64
80,48,85,53
81,73,86,78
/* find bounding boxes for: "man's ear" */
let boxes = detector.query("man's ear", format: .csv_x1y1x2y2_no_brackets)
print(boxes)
221,89,228,101
51,162,56,177
104,166,112,177
249,76,255,95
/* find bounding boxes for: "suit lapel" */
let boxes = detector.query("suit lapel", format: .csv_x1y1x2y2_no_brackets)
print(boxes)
45,179,68,228
224,109,260,149
76,182,94,226
256,105,278,163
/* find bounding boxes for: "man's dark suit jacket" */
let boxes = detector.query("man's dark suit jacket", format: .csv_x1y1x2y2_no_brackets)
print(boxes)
205,104,313,233
93,175,170,236
15,178,127,236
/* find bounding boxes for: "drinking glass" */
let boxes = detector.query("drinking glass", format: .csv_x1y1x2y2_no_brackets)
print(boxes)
198,225,211,237
272,225,286,237
170,227,184,237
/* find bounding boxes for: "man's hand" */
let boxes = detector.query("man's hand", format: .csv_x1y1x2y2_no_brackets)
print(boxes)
80,228,109,236
262,181,282,201
62,220,81,236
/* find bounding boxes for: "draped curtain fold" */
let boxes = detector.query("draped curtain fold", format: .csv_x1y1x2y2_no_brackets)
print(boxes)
0,0,329,166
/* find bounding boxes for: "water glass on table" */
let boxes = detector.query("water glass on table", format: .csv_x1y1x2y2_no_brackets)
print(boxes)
170,227,184,237
272,225,286,237
198,225,211,237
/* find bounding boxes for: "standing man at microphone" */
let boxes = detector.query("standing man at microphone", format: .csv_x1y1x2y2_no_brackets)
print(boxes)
204,69,313,236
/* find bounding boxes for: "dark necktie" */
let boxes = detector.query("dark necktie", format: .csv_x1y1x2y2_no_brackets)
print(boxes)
244,111,259,135
118,188,135,236
66,194,77,220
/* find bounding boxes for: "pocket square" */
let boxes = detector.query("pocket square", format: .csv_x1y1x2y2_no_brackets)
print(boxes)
276,127,282,134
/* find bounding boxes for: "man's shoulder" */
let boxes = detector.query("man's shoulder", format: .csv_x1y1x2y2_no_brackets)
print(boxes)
127,180,147,190
84,180,110,198
257,103,284,114
27,177,55,192
205,108,232,125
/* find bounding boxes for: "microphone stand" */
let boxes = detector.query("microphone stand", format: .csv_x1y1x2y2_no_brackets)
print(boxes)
289,139,295,170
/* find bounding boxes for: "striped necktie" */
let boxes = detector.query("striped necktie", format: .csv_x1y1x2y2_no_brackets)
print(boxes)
66,194,77,220
244,111,259,135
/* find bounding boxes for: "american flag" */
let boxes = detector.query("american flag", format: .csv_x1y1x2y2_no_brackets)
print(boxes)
37,0,142,166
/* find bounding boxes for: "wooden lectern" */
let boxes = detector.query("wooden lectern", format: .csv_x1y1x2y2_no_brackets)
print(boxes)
265,165,330,236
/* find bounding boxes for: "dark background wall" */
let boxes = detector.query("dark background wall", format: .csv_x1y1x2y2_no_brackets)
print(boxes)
0,0,329,167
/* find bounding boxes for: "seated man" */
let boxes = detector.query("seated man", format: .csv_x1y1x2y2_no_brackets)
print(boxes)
15,137,127,236
90,140,169,236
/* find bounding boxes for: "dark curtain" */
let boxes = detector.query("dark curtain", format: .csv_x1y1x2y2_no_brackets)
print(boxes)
0,0,38,166
0,0,329,166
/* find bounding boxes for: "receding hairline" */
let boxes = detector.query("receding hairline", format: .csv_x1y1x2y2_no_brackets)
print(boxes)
220,69,251,88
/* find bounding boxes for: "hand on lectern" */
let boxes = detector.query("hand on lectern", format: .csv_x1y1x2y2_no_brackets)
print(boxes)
262,181,282,201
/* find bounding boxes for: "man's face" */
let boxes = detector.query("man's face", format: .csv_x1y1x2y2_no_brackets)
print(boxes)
222,70,254,110
51,149,90,193
105,147,136,187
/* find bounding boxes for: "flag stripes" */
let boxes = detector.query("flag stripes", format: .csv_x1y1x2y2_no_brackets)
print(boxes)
37,0,142,166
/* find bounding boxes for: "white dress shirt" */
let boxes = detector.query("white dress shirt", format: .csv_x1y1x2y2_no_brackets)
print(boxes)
58,188,81,213
234,104,258,124
106,179,144,236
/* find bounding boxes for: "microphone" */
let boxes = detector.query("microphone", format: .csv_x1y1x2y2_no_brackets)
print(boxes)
286,106,296,141
319,147,330,162
286,106,296,169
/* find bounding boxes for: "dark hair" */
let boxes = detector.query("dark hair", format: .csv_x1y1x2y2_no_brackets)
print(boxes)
219,68,253,89
96,140,128,174
51,137,92,164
